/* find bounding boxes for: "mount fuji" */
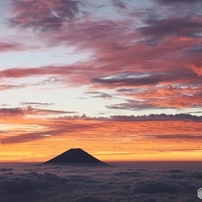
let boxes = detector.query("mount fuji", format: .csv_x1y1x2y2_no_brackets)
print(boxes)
43,148,109,167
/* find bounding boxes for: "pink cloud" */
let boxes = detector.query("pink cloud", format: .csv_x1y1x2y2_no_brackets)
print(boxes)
0,42,23,52
8,0,80,32
2,0,202,112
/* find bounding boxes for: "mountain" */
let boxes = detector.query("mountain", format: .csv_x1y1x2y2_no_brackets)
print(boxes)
43,148,109,167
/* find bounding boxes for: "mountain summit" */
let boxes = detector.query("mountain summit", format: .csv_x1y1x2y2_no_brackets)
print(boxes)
44,148,109,166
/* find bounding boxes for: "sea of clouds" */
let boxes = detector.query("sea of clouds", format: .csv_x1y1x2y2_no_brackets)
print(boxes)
0,162,202,202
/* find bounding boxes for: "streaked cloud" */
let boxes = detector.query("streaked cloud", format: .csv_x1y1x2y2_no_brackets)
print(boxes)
0,106,76,118
0,42,23,52
7,0,80,32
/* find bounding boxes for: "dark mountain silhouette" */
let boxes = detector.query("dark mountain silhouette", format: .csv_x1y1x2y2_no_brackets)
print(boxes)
43,148,109,167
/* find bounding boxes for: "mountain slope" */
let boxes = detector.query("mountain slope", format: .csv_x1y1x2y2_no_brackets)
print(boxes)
43,148,109,166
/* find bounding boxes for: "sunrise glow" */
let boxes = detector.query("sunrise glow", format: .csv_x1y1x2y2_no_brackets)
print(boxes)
0,0,202,162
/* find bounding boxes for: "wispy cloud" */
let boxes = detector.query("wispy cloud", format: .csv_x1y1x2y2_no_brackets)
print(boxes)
86,91,113,99
21,102,54,107
0,106,76,118
156,0,202,5
0,42,23,52
7,0,80,32
112,0,128,9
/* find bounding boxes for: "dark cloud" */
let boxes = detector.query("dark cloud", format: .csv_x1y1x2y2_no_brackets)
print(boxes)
112,0,127,9
0,107,24,116
130,1,202,48
51,113,202,123
75,195,104,202
7,0,80,32
86,91,113,99
37,76,65,86
185,44,202,53
0,106,76,118
30,108,76,115
139,17,202,40
131,180,182,194
21,102,54,107
156,0,202,5
0,163,201,202
116,88,135,92
92,72,162,86
110,114,202,122
107,99,166,110
92,71,198,87
0,168,13,172
0,171,52,194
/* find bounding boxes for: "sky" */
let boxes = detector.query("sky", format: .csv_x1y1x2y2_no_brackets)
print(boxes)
0,0,202,162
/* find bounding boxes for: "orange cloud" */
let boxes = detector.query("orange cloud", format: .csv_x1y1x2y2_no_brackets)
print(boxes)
0,113,202,161
189,63,202,76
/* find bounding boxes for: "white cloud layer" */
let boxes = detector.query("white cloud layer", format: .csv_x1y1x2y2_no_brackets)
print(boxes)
0,162,201,202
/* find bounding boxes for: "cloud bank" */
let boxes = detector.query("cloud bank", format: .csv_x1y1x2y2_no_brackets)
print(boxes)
0,162,201,202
